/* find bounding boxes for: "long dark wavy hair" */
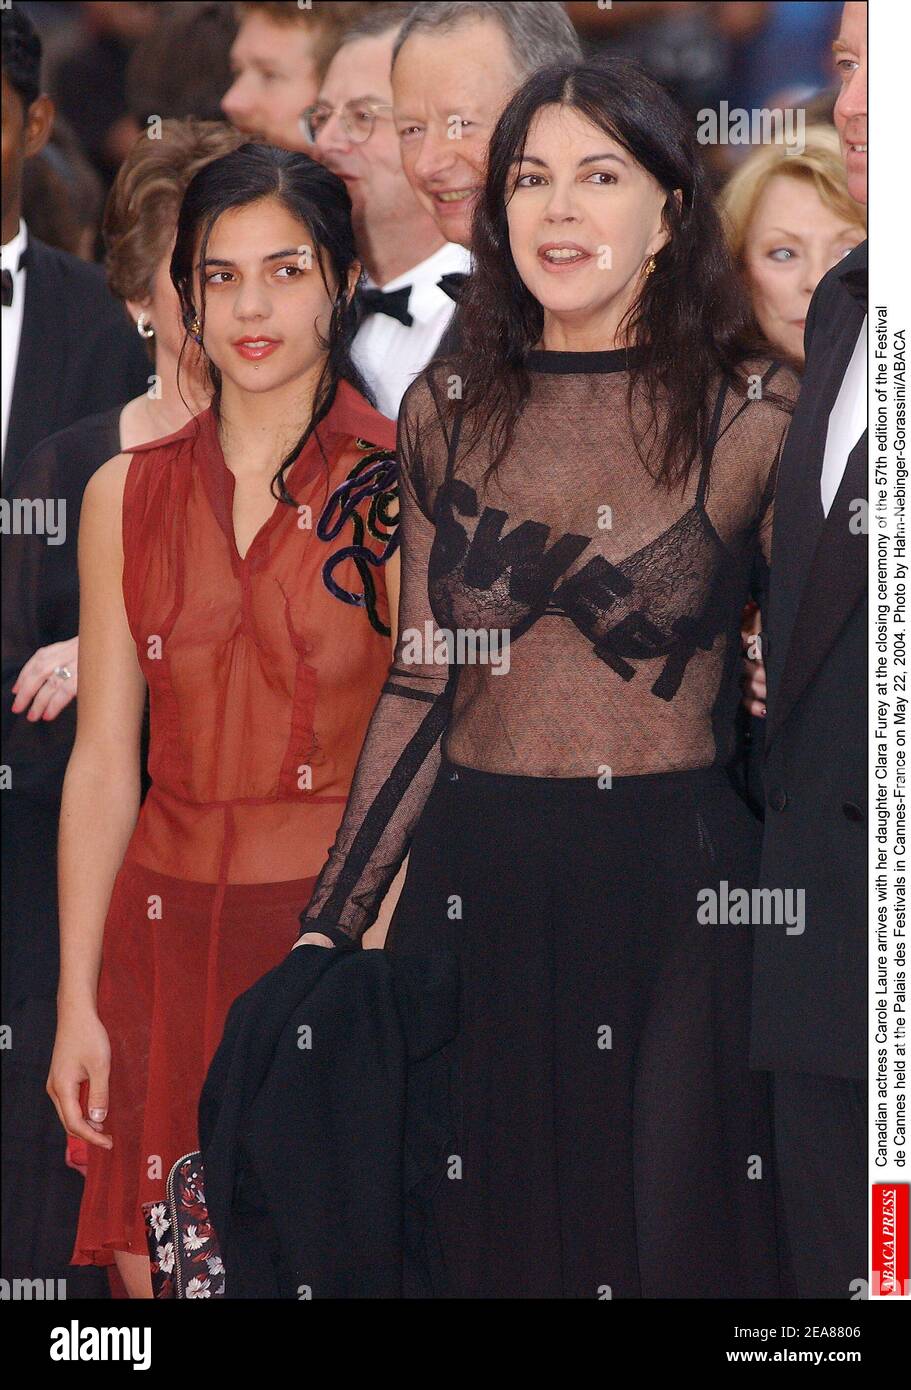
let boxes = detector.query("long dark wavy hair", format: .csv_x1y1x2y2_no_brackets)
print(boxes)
451,58,788,491
170,142,375,504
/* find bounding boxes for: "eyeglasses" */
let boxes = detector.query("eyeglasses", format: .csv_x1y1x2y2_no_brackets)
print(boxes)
300,99,394,145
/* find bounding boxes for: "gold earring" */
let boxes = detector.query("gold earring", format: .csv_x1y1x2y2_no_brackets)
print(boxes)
645,256,657,276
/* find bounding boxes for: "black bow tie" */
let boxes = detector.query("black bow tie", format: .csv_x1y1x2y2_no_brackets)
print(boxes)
437,271,468,303
356,283,413,327
1,245,28,306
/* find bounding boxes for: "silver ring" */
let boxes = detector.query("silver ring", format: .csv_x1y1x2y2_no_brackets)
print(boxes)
52,666,73,681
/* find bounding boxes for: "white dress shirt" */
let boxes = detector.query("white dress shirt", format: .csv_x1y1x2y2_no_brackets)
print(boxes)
820,317,866,516
1,218,29,473
351,240,472,422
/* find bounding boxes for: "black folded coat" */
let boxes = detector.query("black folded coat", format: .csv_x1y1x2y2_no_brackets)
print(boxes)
198,945,460,1299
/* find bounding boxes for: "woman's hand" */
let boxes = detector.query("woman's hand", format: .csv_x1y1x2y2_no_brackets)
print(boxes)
12,637,79,721
46,1004,114,1151
740,602,767,718
292,931,336,950
65,1136,90,1178
740,636,767,716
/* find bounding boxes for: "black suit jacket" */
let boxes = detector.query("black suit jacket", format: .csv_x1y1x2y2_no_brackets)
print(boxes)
199,944,460,1298
750,240,867,1079
2,232,150,497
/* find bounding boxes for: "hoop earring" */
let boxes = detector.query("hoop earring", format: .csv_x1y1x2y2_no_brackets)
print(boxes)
136,311,155,339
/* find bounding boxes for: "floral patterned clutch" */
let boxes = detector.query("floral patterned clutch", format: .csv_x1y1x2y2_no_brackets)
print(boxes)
141,1151,225,1297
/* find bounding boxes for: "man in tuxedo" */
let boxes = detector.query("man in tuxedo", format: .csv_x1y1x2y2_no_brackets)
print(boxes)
390,1,582,360
311,4,470,419
1,6,149,497
749,0,868,1299
1,6,148,1294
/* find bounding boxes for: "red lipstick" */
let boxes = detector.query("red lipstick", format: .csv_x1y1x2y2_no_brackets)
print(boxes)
233,336,281,361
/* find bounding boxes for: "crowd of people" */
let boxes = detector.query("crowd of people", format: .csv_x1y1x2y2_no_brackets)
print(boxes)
1,1,867,1301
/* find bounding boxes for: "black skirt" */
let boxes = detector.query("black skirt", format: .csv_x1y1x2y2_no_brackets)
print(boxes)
385,756,788,1299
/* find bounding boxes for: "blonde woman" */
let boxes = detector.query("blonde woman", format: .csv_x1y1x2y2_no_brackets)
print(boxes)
724,131,864,740
720,125,865,367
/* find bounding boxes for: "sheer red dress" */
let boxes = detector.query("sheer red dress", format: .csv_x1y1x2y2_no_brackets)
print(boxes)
71,379,397,1267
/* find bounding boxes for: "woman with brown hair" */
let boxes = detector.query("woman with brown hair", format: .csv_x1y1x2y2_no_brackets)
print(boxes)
46,141,403,1297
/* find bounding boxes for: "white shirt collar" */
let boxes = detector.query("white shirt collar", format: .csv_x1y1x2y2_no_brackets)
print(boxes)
1,218,28,272
361,241,472,324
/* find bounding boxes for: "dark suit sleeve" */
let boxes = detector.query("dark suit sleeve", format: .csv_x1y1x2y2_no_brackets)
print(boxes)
1,414,121,794
2,431,77,792
71,264,152,408
53,249,152,416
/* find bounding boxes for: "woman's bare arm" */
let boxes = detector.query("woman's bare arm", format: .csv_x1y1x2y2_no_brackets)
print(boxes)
49,454,148,1147
57,452,147,1008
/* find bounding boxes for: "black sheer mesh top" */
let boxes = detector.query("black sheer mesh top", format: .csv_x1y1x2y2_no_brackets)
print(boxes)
299,348,799,946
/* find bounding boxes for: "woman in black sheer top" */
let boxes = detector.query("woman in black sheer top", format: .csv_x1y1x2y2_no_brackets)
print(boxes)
295,59,799,1298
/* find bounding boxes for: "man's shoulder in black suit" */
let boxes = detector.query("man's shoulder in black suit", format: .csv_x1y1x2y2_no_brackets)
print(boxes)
2,233,151,494
26,233,136,330
803,238,867,353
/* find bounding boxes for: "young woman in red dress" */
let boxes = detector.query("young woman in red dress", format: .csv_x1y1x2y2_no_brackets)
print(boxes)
47,145,402,1298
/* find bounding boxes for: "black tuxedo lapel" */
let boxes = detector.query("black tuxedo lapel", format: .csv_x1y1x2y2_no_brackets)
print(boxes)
765,432,866,746
4,237,68,497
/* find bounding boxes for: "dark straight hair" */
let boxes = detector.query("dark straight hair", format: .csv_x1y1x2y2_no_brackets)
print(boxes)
450,57,788,491
170,142,375,503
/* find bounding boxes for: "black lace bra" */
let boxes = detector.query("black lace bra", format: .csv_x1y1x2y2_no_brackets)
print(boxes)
298,352,797,945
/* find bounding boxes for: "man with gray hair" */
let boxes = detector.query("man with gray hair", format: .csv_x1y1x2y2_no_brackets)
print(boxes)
391,1,581,250
308,2,471,418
